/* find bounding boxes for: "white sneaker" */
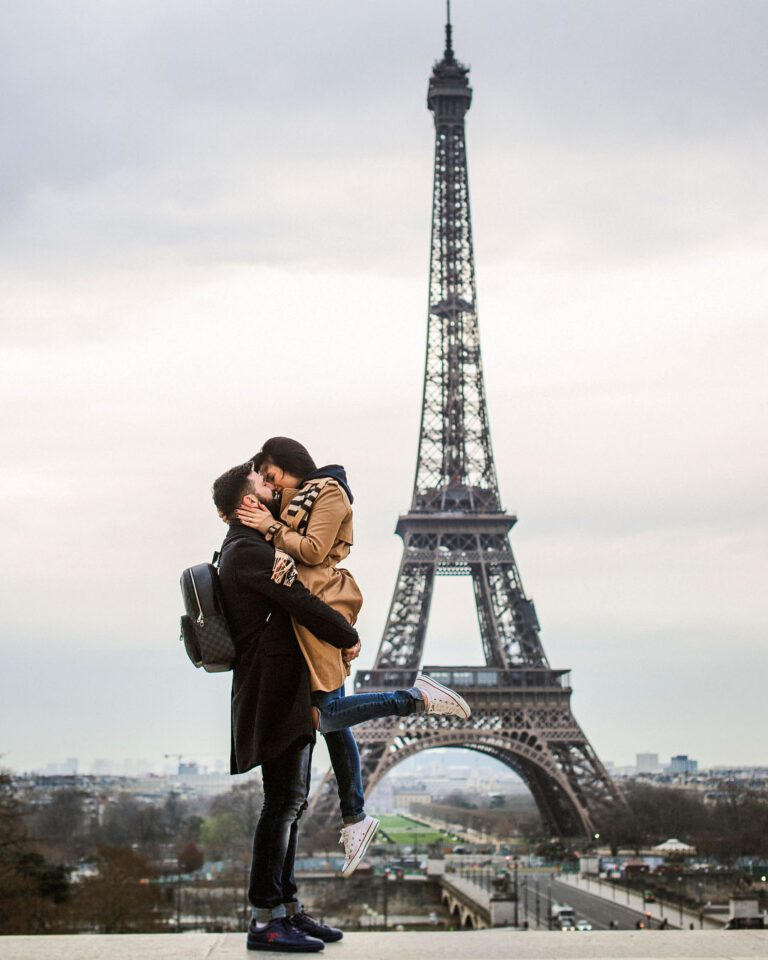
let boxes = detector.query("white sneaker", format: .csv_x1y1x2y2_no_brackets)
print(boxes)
339,815,380,878
414,673,471,719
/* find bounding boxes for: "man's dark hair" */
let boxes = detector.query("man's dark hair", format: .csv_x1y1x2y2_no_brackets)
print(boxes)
212,462,257,518
252,437,317,480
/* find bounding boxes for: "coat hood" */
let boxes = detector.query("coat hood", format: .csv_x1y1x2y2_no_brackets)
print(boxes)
304,464,354,504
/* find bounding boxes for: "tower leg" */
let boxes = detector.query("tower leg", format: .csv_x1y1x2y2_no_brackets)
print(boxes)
472,558,549,666
373,559,435,670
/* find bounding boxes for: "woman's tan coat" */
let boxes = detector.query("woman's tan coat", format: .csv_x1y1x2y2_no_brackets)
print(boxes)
254,476,362,691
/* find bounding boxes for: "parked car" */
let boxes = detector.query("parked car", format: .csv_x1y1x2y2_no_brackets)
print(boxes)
575,919,593,932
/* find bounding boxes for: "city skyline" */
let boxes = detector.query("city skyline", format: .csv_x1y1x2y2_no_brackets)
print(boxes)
1,1,766,775
20,747,766,781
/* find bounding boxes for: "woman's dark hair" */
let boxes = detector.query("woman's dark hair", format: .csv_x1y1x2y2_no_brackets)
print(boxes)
252,437,317,481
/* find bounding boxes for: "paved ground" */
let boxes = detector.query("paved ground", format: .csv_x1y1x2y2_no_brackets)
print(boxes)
2,931,767,960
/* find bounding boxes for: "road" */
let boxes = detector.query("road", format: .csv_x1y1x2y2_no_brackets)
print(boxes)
518,873,663,931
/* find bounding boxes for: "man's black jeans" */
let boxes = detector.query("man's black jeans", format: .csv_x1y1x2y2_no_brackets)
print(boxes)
248,741,312,920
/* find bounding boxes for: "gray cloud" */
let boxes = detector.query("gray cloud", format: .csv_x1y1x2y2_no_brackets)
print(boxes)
1,1,766,277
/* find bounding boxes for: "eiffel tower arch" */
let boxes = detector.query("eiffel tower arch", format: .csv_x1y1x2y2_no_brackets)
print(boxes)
309,11,624,838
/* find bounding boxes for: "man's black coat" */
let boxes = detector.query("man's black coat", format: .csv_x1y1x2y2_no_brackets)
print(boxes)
218,521,359,773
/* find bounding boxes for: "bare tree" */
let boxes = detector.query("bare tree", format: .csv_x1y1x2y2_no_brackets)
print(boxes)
73,847,168,933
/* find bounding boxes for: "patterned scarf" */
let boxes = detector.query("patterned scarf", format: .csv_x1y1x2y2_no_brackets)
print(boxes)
283,484,323,535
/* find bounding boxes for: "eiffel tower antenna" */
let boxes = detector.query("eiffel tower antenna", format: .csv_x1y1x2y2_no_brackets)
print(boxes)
445,1,454,60
309,10,625,838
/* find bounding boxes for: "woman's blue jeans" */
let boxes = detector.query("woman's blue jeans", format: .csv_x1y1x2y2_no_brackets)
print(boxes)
311,685,423,824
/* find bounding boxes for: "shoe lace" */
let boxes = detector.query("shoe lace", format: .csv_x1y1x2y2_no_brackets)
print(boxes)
339,828,355,856
427,696,450,713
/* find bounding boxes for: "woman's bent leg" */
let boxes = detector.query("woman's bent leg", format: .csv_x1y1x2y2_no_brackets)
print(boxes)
324,727,365,823
312,686,366,823
318,688,423,735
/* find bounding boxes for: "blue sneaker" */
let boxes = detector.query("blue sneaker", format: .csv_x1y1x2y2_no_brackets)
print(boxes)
247,917,324,952
290,911,343,942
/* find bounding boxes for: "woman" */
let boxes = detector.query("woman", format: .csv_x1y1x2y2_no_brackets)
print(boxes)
236,436,471,877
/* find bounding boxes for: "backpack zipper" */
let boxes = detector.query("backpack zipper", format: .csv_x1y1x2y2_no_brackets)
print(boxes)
189,570,205,626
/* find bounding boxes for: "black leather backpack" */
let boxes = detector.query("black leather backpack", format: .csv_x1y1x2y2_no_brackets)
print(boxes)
179,554,236,672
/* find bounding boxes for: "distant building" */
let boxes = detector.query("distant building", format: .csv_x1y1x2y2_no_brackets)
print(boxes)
668,755,698,775
121,770,253,798
121,758,153,777
63,757,78,775
393,788,432,813
636,753,660,774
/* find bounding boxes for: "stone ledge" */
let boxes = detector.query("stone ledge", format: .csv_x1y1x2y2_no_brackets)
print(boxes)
1,930,767,960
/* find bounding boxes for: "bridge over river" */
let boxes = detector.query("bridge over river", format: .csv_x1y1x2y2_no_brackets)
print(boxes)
436,867,729,931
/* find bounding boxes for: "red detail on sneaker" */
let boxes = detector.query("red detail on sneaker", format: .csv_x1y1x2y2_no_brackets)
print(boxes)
266,931,281,942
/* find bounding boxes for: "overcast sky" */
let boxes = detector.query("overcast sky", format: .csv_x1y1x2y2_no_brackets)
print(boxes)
1,1,766,779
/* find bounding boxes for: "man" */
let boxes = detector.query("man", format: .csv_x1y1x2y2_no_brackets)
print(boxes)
213,461,359,953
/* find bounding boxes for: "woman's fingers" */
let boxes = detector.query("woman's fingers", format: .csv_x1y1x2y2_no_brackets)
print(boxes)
240,502,269,514
235,502,268,519
234,508,261,528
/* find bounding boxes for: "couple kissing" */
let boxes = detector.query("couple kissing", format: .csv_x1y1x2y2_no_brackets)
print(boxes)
211,436,472,953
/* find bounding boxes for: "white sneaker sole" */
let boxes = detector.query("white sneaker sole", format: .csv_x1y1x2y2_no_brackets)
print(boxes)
341,817,380,878
415,674,471,719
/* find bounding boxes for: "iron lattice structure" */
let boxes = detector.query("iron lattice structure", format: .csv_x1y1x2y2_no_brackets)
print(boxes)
309,15,623,837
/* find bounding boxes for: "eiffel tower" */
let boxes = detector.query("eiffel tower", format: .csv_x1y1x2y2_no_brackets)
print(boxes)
310,9,623,837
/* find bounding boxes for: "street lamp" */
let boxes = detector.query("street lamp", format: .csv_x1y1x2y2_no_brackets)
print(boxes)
696,882,704,929
380,874,389,929
523,874,528,925
513,859,519,928
547,881,552,930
